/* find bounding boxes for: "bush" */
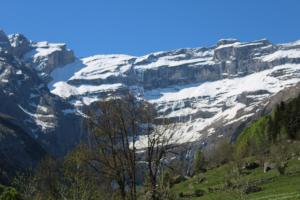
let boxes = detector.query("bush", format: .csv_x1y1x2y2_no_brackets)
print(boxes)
0,185,4,194
195,173,206,184
171,175,187,185
193,189,205,197
244,185,262,194
178,192,184,198
243,162,259,170
0,186,21,200
177,189,205,198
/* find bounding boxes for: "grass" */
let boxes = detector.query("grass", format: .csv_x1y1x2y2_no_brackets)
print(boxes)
171,159,300,200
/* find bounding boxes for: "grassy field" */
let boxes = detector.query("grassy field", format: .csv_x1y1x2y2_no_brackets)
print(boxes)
171,159,300,200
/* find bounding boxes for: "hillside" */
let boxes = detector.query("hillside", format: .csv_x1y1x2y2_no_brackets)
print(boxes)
235,93,300,157
172,159,300,200
171,93,300,200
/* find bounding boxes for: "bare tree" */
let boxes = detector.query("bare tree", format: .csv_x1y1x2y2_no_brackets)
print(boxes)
142,110,178,200
86,94,146,200
85,93,179,200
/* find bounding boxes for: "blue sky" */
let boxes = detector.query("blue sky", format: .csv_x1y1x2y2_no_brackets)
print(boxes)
1,0,300,57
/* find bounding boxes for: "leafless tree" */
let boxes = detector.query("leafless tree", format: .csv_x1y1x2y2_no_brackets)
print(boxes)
85,94,146,200
142,110,178,200
85,93,179,200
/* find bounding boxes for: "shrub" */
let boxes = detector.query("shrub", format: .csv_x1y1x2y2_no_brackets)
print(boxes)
178,192,184,198
0,186,21,200
244,185,262,194
193,189,205,197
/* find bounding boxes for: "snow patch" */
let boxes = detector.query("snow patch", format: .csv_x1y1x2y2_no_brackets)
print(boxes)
51,82,123,101
260,49,300,62
18,105,55,131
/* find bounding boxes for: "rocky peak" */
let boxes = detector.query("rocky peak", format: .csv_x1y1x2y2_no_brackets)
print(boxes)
8,33,31,57
20,41,76,82
0,30,83,156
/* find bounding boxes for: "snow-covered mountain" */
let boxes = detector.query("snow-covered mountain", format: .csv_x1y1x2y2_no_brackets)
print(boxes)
46,38,300,146
1,28,300,155
0,30,82,157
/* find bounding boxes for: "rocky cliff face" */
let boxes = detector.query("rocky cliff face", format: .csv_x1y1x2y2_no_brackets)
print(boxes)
1,28,300,162
19,36,75,82
0,30,82,158
48,37,300,147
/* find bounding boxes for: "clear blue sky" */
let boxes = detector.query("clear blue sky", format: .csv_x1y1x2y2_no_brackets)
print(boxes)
1,0,300,57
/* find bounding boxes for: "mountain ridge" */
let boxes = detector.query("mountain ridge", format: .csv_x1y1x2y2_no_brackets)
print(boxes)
43,36,300,148
1,28,300,157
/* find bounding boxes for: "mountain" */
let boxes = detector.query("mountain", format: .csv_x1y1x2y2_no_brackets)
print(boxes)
0,30,83,158
47,38,300,147
1,28,300,173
